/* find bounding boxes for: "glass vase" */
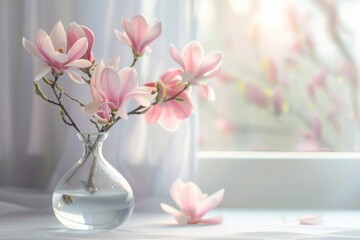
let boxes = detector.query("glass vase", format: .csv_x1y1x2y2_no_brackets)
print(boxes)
52,132,134,230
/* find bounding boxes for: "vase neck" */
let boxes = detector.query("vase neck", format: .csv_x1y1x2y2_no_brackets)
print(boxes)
77,133,108,162
77,132,108,144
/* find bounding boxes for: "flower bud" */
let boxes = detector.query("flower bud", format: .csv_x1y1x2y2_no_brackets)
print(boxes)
34,82,48,101
156,79,167,103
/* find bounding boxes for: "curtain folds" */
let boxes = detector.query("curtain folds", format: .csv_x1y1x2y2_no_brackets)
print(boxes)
0,0,197,202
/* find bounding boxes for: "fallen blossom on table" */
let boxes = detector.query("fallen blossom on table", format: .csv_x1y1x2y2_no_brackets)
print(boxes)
160,179,225,225
283,213,324,225
298,214,324,225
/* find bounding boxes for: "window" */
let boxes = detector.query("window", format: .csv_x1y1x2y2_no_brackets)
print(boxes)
197,0,360,152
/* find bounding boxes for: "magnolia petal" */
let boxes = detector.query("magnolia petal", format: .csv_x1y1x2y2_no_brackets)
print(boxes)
34,65,51,81
298,215,324,225
106,55,121,69
131,15,149,39
169,92,193,119
170,44,185,70
114,29,131,47
138,21,162,54
22,37,42,59
160,68,183,84
49,51,68,63
65,69,84,84
68,22,84,47
122,18,137,51
94,114,109,123
93,103,112,122
66,59,92,68
160,203,182,216
196,214,223,225
182,41,204,73
170,180,185,210
199,85,216,101
129,15,150,54
130,93,153,108
81,25,95,60
195,51,223,79
67,37,88,62
90,78,103,103
83,101,103,115
181,183,202,219
131,96,152,108
50,21,67,52
204,64,222,79
36,29,55,53
118,67,138,99
117,107,128,120
94,60,106,96
145,105,162,124
197,189,225,219
36,29,55,62
175,215,190,225
100,67,121,106
158,107,180,132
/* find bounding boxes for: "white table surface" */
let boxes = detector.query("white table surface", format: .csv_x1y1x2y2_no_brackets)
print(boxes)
1,188,360,240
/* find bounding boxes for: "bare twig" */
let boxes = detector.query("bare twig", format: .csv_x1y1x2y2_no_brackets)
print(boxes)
50,76,82,132
90,119,101,131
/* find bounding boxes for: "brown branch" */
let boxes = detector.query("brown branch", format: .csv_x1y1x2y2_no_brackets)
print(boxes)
54,84,85,107
162,83,190,103
102,84,191,132
82,77,90,85
90,119,101,131
50,76,81,133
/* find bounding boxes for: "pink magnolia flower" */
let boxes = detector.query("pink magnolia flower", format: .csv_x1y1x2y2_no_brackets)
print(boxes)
22,21,92,82
84,58,155,122
161,179,225,225
67,22,95,63
170,41,223,100
145,69,193,131
114,15,162,57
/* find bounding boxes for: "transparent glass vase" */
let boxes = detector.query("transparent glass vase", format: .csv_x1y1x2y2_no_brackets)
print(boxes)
52,132,134,230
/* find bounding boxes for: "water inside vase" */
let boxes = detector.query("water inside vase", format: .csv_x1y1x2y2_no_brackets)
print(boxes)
52,189,133,230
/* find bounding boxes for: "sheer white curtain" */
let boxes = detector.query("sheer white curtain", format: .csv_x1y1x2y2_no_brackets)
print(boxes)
0,0,198,201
